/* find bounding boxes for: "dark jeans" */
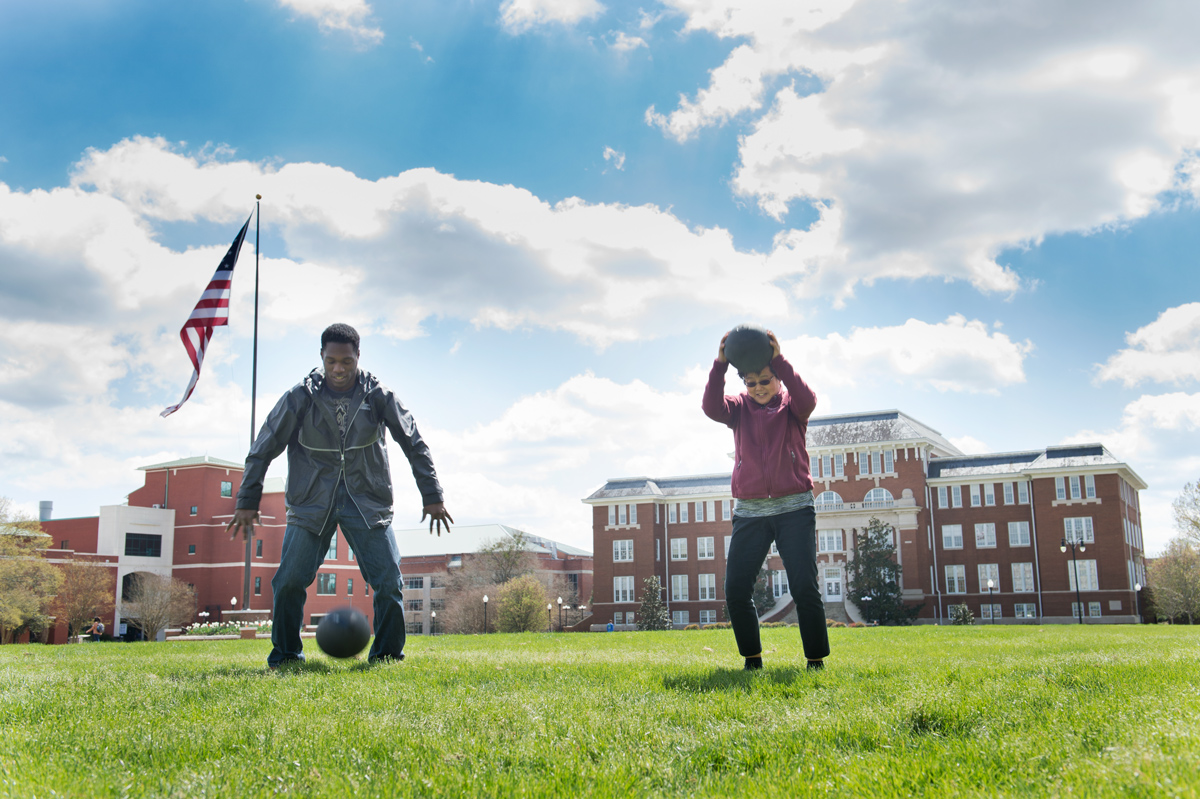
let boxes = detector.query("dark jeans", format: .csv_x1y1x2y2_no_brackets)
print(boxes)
724,505,830,661
268,479,406,667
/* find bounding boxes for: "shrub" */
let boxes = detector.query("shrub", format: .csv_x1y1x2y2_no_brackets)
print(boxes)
496,574,550,633
683,624,700,630
949,604,975,625
849,622,865,628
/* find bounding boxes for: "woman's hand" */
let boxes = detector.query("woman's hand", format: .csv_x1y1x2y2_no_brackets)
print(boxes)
718,332,730,364
766,330,781,359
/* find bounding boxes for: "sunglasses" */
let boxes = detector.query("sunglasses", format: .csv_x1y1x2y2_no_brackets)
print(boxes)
743,377,776,387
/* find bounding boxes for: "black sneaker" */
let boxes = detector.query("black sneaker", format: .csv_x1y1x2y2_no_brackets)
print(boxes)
744,656,763,671
806,659,824,671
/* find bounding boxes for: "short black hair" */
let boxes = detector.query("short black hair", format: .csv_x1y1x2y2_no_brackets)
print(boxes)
737,365,776,380
321,323,360,353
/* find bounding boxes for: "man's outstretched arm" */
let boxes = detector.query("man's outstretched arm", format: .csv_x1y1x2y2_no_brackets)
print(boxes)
379,388,451,535
228,388,304,540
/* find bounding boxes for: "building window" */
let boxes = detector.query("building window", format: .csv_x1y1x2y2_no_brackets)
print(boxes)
670,538,687,560
695,502,704,522
680,503,689,523
974,523,997,549
871,452,881,474
671,574,689,602
317,574,336,595
1011,562,1035,592
772,570,790,597
969,484,981,507
655,504,660,523
669,504,677,524
614,576,634,603
405,577,424,590
1015,603,1037,619
834,454,844,477
1008,521,1031,547
1003,482,1014,505
769,541,779,556
1064,517,1095,545
405,598,423,612
656,539,661,561
672,610,690,625
818,530,843,553
255,539,263,558
1018,481,1029,504
699,610,716,624
942,525,963,550
883,450,894,473
566,574,579,595
980,604,1002,620
864,488,894,508
722,500,731,520
1055,477,1066,501
1067,560,1099,592
951,485,962,508
618,505,627,525
699,573,717,600
859,453,869,476
1069,476,1082,500
1088,602,1102,617
977,563,1000,592
697,537,715,559
815,491,843,510
60,540,69,550
188,544,196,555
190,506,198,516
608,505,616,525
946,565,967,594
984,484,995,506
365,582,371,596
630,504,637,524
220,481,232,498
254,576,262,595
1085,474,1096,499
613,539,634,562
938,486,948,509
124,533,162,558
706,500,715,522
724,535,732,558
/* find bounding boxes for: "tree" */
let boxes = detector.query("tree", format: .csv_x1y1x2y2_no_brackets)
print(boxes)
1173,481,1200,547
636,576,671,630
53,561,115,639
441,582,499,634
846,517,922,624
477,529,539,585
122,573,197,642
949,604,974,625
752,564,776,615
0,498,64,643
496,574,548,633
1148,537,1200,624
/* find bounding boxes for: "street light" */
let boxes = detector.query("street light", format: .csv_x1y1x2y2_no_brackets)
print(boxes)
429,610,436,636
557,596,563,631
482,594,489,634
547,603,552,631
1061,537,1087,625
1135,582,1143,624
230,596,237,607
987,578,995,624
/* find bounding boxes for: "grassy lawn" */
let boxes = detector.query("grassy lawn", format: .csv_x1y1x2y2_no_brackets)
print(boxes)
2,625,1199,798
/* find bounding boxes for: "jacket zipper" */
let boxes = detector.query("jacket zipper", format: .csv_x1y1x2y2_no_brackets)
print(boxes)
313,383,377,533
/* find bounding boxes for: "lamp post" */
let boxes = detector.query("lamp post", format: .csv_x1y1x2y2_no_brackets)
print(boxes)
557,596,563,631
482,594,488,634
429,610,436,636
1060,537,1086,625
987,578,995,624
1134,582,1143,624
547,603,552,631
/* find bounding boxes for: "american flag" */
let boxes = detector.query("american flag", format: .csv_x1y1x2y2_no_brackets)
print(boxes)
161,214,253,418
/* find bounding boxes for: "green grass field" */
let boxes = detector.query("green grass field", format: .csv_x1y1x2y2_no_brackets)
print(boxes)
2,625,1199,798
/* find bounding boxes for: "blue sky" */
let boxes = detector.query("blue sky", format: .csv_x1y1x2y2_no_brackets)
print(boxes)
2,0,1199,554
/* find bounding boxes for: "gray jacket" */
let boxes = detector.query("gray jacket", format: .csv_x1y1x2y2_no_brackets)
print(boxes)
236,368,443,534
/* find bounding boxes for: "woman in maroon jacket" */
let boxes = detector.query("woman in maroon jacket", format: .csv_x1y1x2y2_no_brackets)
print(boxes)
702,330,829,671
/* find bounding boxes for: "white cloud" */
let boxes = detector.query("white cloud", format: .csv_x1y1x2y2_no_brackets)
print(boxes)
1097,303,1200,387
602,146,626,171
500,0,605,33
783,315,1031,394
409,37,433,63
647,0,1200,301
275,0,383,45
610,31,647,53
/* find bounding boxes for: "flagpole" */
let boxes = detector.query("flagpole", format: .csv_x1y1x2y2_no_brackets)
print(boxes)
244,194,261,612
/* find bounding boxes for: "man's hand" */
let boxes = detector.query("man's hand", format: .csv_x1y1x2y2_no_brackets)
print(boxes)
718,331,730,364
766,330,781,360
227,508,260,541
422,503,454,536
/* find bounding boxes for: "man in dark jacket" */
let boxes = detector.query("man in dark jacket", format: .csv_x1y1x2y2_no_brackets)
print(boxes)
227,323,452,667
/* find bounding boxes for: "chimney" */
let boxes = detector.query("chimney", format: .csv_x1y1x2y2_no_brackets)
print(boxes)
39,501,53,522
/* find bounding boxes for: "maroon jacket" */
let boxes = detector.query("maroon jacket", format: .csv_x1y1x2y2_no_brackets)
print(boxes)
702,354,817,500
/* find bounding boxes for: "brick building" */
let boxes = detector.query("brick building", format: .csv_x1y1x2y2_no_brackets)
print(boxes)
36,456,592,640
582,410,1148,626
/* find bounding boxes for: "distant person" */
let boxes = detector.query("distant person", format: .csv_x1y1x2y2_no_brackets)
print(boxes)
227,323,452,668
86,617,105,642
702,330,829,671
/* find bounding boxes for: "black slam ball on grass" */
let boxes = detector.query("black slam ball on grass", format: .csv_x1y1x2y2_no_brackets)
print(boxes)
316,607,371,659
724,324,773,375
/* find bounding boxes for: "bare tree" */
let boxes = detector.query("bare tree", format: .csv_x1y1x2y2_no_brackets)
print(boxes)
122,574,197,642
440,581,499,634
477,529,539,585
54,561,115,639
1172,480,1200,547
0,498,63,643
1148,538,1200,624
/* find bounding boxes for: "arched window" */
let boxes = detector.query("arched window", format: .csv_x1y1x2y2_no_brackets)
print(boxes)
863,488,894,508
815,491,843,510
